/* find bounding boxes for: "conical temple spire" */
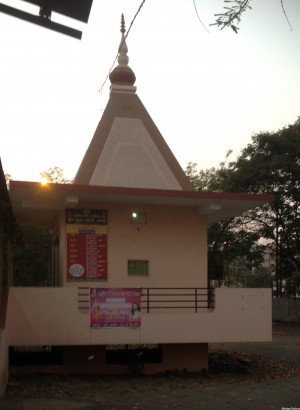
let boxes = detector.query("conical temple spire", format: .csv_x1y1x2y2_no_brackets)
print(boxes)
109,14,136,90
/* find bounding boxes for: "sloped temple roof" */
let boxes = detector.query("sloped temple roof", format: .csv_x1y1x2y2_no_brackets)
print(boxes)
74,15,194,191
74,92,194,191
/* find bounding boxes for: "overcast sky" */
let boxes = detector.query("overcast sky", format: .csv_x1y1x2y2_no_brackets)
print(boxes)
1,0,300,182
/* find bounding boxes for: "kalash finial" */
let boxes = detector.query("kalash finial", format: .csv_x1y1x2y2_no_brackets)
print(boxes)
109,14,136,89
118,13,128,64
120,13,125,34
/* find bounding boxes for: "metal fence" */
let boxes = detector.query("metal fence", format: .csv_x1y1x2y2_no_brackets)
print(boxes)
141,288,214,313
78,287,215,313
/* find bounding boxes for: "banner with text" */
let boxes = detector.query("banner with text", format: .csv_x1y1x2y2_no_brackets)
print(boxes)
90,288,141,328
66,209,107,281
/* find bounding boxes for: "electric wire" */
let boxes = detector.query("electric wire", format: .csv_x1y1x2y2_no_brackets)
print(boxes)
193,0,209,33
281,0,292,31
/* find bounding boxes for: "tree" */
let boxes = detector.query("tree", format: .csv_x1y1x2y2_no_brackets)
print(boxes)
213,0,252,33
229,118,300,296
213,0,292,33
13,226,51,286
207,217,265,287
186,118,300,294
185,150,233,192
186,160,266,287
0,163,15,288
40,167,73,184
243,267,273,288
13,166,72,286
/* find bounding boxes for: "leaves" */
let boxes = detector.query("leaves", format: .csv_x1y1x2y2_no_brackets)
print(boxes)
212,0,252,32
230,119,300,294
40,167,73,184
13,226,52,286
186,117,300,293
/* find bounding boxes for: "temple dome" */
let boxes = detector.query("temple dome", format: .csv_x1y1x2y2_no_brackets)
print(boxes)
109,65,136,86
109,14,136,88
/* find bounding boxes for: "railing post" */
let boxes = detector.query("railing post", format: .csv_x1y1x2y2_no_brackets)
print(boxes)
208,287,214,309
147,288,150,313
195,288,198,313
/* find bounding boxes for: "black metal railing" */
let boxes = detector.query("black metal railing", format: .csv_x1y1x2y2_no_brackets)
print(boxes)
78,287,215,313
141,288,214,313
78,286,89,311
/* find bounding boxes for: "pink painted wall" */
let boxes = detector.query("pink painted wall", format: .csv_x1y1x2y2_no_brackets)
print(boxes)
59,204,207,288
7,287,272,347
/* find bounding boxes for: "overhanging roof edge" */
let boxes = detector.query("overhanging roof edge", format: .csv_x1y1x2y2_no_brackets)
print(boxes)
9,180,274,204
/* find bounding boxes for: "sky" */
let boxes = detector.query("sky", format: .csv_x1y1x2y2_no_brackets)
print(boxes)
1,0,300,182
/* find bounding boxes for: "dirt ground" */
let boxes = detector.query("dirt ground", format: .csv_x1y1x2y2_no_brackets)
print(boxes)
1,322,300,410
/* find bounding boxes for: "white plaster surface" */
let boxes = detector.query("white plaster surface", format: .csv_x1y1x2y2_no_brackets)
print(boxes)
90,118,182,190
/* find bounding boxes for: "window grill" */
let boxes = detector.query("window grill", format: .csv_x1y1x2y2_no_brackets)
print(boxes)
128,260,149,276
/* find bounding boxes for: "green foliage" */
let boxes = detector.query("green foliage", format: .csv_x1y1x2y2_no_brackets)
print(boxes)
207,217,265,286
186,117,300,293
230,118,300,293
8,166,70,286
186,153,266,286
186,151,233,192
285,269,300,297
186,163,225,192
229,119,300,196
242,267,273,288
13,227,52,286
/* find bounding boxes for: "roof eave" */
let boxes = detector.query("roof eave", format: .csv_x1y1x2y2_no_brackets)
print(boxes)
9,181,274,227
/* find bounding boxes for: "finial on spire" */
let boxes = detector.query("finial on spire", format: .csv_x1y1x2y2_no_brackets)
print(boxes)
120,13,125,34
109,14,136,90
118,14,128,62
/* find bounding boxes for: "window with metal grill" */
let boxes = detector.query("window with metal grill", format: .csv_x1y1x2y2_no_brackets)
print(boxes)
128,260,149,276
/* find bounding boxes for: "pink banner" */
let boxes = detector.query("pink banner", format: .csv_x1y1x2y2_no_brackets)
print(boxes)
90,288,141,328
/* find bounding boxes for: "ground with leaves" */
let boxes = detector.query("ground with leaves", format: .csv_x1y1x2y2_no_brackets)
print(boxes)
2,322,300,410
